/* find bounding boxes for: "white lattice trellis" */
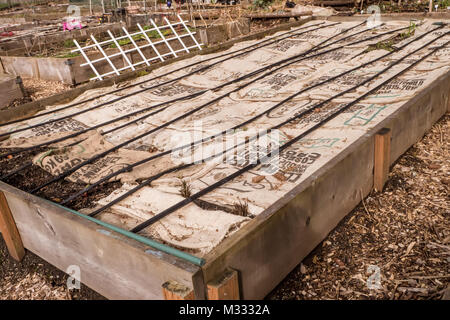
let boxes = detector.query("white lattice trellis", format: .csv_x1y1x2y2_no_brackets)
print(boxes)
72,15,202,81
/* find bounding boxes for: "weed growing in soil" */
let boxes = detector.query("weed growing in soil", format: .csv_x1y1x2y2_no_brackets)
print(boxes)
179,179,192,198
365,21,416,53
136,70,150,77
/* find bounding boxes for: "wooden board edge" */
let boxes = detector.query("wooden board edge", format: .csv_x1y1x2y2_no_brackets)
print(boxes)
0,181,203,299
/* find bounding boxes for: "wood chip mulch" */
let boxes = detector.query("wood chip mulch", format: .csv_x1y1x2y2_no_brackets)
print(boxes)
268,114,449,300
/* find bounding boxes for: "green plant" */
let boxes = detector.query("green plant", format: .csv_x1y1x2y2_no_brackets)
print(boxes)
109,38,131,48
375,40,395,52
0,3,19,10
136,70,149,77
179,179,192,198
63,39,75,48
142,25,172,39
252,0,274,8
397,21,416,41
406,20,417,37
439,0,449,8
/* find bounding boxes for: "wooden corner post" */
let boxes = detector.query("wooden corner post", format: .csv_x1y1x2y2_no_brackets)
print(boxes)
0,191,25,261
374,128,391,192
207,269,240,300
162,280,195,300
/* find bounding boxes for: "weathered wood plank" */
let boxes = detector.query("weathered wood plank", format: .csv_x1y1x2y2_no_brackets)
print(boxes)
0,182,203,300
246,12,313,19
374,128,391,192
0,191,25,261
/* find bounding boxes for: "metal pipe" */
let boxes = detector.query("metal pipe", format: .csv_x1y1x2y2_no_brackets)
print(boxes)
50,202,205,266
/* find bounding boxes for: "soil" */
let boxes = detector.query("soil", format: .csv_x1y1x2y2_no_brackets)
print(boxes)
0,148,122,210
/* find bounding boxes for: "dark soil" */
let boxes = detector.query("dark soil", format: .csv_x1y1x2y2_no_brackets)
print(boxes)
0,148,122,211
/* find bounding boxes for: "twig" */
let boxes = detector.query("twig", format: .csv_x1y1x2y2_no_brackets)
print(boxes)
390,283,399,300
360,189,375,222
353,222,370,231
409,275,450,280
424,198,449,210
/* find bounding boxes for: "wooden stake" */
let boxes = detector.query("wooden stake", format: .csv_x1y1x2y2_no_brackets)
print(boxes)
207,269,240,300
0,191,25,261
374,128,391,192
162,280,195,300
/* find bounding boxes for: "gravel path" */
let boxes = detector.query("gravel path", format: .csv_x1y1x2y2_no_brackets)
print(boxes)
0,114,448,300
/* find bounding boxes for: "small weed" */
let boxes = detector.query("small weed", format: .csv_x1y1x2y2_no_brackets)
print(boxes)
399,20,417,39
179,179,192,198
63,39,75,48
365,21,416,53
142,26,172,39
136,70,150,77
232,200,250,217
252,0,274,9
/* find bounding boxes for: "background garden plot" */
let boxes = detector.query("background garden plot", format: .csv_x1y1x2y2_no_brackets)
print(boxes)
1,19,448,256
